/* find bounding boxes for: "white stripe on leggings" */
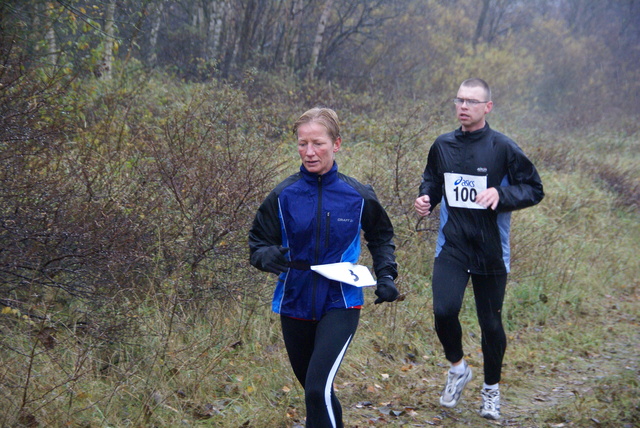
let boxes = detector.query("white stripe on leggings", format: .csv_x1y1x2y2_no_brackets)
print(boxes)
325,334,352,428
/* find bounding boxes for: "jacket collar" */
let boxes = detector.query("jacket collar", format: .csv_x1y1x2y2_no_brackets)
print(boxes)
300,162,339,184
455,122,491,141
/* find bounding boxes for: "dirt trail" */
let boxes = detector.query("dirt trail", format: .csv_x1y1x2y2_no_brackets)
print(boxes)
341,314,639,427
503,329,639,427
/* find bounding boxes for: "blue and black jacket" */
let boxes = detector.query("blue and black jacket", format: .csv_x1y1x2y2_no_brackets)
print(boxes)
419,122,544,275
249,163,397,320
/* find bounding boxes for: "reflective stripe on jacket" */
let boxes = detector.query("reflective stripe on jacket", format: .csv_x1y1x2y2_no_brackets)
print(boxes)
250,163,397,320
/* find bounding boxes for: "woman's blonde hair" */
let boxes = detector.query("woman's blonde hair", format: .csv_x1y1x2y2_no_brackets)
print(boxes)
292,107,341,142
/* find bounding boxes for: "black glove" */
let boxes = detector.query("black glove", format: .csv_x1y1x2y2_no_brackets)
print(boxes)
374,276,399,304
258,246,290,274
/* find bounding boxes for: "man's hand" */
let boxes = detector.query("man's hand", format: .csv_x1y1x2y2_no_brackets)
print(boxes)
475,187,500,210
374,276,399,304
414,195,431,217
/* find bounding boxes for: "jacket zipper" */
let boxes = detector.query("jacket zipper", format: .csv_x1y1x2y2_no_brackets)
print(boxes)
325,212,331,247
312,175,323,320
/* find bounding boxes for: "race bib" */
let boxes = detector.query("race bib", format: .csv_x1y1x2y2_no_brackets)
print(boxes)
444,172,487,209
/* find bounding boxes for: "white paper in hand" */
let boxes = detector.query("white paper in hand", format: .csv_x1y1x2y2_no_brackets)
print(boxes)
310,262,376,287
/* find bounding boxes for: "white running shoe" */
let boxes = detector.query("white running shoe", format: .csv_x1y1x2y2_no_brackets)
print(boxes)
480,388,501,420
439,364,472,408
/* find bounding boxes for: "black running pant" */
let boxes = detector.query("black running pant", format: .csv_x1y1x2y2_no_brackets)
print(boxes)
431,256,507,385
280,309,360,428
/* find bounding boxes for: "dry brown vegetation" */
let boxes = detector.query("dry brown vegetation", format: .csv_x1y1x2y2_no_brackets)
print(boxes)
1,1,639,427
1,67,638,427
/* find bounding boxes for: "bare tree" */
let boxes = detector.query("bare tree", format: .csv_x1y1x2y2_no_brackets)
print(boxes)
307,0,333,80
285,0,304,69
236,0,258,69
473,0,490,48
319,0,397,81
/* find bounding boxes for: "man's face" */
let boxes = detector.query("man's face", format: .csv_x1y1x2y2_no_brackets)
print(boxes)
455,85,493,132
297,121,341,175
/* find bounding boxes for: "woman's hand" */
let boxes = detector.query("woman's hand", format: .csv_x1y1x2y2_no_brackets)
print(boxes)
374,276,399,304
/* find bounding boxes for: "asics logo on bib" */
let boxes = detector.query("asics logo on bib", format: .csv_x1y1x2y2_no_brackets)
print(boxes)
454,177,476,187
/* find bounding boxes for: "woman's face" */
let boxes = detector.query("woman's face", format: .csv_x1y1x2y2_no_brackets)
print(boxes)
297,121,341,175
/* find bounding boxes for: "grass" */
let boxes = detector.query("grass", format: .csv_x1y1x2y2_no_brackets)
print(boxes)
1,217,638,427
1,79,639,427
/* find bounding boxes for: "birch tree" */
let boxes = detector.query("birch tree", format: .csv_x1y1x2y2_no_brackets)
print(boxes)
206,0,226,61
43,2,59,66
99,0,117,80
148,0,165,67
307,0,333,80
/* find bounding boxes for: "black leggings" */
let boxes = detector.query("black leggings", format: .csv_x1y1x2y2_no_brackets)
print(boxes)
280,309,360,428
431,257,507,385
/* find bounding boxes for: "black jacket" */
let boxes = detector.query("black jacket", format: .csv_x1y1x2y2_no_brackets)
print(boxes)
419,123,544,274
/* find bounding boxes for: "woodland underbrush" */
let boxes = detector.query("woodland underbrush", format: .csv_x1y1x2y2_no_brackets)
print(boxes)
1,70,638,427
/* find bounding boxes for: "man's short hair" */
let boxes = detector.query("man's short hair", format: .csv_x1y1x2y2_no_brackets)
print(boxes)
461,78,491,101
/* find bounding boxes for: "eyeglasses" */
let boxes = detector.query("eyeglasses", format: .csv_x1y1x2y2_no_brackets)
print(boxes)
453,98,490,106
